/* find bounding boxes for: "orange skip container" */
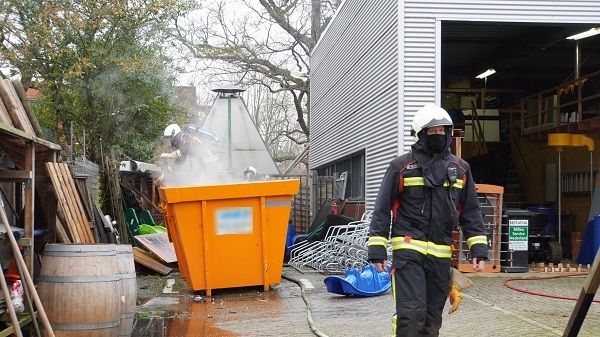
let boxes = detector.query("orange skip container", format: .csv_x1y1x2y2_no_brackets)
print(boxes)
159,179,300,295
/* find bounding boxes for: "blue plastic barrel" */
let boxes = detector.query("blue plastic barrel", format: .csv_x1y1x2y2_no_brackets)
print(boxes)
577,217,600,265
285,221,295,256
528,205,555,234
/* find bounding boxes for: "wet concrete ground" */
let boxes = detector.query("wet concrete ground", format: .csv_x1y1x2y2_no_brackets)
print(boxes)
132,265,600,337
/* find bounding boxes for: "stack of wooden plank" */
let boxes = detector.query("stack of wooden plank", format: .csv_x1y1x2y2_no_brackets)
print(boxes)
132,247,173,275
45,162,95,243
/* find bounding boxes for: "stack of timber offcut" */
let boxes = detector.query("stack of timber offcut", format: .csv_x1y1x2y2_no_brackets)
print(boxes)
531,262,590,273
45,162,95,243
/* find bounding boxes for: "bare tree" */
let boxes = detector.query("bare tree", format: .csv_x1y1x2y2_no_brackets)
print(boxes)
245,82,305,164
171,0,340,169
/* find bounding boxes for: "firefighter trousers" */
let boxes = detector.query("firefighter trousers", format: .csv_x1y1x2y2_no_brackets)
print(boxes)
391,251,452,337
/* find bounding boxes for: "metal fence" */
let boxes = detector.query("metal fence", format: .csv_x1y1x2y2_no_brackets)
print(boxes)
272,173,341,235
71,156,101,204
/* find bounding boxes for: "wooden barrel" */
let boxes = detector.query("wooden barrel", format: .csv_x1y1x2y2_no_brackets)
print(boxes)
38,244,121,337
115,244,137,336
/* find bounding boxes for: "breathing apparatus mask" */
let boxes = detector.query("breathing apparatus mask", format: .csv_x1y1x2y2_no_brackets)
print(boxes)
426,133,447,153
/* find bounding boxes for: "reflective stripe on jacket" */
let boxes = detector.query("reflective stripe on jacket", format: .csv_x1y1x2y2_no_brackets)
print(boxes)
367,152,488,263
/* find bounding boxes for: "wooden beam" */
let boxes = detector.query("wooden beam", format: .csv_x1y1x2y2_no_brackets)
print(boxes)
563,247,600,336
46,163,80,243
0,170,31,182
132,247,173,276
24,142,33,274
11,80,44,138
0,121,60,150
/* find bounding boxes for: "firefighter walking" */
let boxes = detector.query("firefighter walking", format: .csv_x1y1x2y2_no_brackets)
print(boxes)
368,104,488,336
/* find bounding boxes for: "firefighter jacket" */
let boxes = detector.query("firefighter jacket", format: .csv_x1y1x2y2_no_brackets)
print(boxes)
368,147,488,265
170,131,219,166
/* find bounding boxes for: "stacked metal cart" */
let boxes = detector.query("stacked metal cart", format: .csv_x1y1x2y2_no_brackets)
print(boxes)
290,183,505,275
288,211,386,273
453,184,504,273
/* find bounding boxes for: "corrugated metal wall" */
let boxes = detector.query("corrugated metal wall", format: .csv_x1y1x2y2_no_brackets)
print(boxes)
310,0,398,207
313,0,600,209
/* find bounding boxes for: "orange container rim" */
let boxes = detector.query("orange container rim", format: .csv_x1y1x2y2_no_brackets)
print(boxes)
159,179,300,203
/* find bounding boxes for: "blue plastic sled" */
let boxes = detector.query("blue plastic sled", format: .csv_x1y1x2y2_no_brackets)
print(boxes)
324,264,391,297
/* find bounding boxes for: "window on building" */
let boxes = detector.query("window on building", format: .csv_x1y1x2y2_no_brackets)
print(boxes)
316,150,364,200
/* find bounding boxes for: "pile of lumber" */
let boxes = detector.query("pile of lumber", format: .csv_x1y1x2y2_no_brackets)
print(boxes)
46,162,179,274
45,162,95,243
133,247,174,276
0,79,100,243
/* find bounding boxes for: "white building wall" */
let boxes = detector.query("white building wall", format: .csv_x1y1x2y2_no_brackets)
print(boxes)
312,0,600,209
310,0,398,207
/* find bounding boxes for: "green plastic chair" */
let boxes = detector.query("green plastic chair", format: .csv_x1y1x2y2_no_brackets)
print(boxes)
138,224,167,235
139,210,157,226
124,208,142,247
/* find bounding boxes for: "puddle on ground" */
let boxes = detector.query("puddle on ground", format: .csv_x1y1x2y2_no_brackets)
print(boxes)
132,285,292,337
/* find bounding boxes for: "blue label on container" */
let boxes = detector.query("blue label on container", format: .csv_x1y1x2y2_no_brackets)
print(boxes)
215,207,253,235
265,199,292,207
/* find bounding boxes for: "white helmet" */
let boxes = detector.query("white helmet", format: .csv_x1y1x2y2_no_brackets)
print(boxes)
164,124,181,137
411,104,453,141
243,166,258,181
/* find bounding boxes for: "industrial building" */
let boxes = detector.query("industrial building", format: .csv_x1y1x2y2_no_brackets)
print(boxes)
310,0,600,259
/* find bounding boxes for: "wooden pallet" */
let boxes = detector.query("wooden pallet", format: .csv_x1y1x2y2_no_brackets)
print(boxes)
530,262,590,273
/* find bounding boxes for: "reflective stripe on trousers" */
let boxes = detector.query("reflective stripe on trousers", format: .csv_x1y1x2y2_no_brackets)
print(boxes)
390,236,452,259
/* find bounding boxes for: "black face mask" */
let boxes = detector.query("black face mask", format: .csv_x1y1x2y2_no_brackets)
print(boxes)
426,134,446,153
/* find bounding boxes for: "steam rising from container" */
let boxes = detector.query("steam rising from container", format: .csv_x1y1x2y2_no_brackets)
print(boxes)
161,84,280,187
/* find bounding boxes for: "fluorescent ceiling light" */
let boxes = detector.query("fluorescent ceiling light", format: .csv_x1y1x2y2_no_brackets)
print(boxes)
475,69,496,79
566,28,600,40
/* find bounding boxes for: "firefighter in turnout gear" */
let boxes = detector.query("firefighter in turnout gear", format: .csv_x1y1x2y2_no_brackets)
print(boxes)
367,103,488,336
157,124,220,185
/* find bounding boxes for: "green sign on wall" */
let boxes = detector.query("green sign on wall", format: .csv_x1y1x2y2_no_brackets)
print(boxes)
508,219,528,251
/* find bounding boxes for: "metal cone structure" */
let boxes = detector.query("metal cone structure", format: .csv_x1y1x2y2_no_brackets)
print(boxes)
201,84,280,178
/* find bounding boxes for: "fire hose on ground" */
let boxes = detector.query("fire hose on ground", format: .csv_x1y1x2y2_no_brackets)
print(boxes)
284,270,594,337
503,273,600,303
281,272,330,337
285,270,597,336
